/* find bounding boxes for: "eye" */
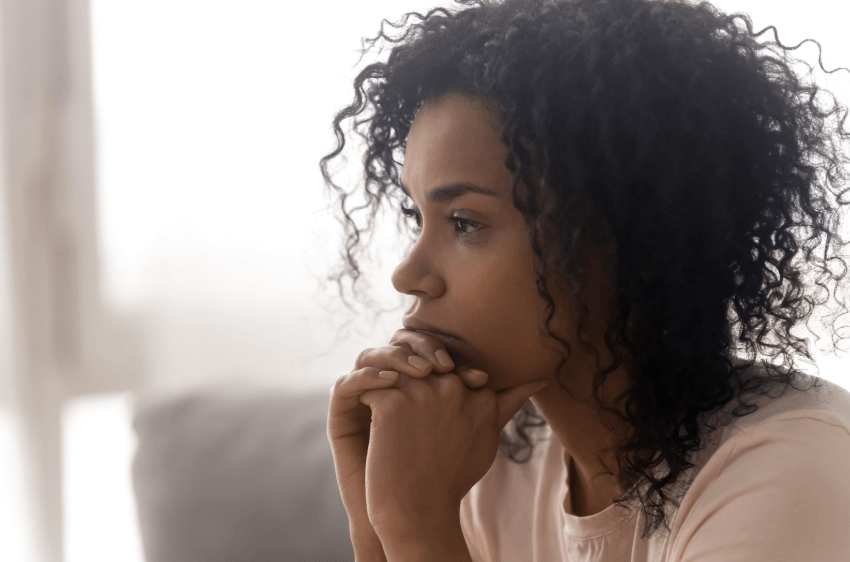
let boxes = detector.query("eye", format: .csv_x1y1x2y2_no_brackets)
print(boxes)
401,207,485,240
401,207,422,231
451,216,482,235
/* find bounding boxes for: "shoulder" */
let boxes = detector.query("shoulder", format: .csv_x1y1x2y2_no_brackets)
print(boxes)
712,409,850,491
668,408,850,562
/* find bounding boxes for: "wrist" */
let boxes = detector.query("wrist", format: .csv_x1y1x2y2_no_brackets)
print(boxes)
351,527,387,562
353,544,388,562
376,511,472,562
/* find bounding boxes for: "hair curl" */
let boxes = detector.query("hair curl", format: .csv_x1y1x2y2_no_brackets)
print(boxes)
319,0,850,539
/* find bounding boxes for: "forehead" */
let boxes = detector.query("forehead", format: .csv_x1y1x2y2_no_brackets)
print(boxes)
400,92,513,200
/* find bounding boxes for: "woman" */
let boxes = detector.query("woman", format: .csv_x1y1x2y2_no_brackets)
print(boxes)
322,0,850,560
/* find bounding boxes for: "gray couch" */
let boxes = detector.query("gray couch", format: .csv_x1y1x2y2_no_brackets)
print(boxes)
132,385,354,562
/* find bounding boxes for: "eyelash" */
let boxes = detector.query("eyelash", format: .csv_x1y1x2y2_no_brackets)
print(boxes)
401,208,483,237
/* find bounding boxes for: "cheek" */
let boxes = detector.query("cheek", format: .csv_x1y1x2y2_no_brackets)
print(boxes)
460,243,540,330
459,246,561,380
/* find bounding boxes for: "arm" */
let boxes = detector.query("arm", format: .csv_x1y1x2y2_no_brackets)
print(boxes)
377,510,473,562
350,523,388,562
329,330,488,562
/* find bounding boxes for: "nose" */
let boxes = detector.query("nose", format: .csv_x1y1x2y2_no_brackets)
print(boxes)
391,238,446,298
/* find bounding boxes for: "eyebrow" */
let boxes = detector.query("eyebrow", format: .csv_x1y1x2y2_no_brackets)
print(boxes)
399,180,501,204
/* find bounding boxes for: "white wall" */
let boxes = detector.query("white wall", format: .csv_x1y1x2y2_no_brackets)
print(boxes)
91,0,456,395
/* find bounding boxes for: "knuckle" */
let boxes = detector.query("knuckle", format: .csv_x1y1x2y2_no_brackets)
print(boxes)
354,348,375,368
359,366,380,379
389,345,413,360
332,367,378,397
382,390,405,411
390,342,417,362
436,372,464,392
377,345,419,370
330,373,348,398
391,347,432,375
333,371,349,388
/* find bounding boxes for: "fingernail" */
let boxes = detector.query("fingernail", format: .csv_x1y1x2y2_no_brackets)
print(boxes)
379,370,398,380
408,355,431,370
434,349,454,368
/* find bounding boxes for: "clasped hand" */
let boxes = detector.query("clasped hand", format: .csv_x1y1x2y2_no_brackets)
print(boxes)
327,328,551,551
360,367,550,538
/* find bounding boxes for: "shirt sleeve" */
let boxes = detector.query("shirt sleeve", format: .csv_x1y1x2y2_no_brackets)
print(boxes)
670,411,850,562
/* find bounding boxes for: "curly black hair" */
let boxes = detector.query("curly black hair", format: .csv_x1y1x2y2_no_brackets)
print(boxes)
319,0,850,539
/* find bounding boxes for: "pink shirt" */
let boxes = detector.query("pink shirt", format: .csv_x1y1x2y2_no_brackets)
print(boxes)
460,371,850,561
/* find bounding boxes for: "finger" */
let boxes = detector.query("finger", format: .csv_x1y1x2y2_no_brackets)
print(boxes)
358,385,401,408
456,366,488,390
330,367,401,401
386,342,485,390
355,345,435,379
331,367,401,399
327,367,407,440
495,378,552,430
389,329,456,373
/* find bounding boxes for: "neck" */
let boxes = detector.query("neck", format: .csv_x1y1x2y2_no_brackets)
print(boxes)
530,355,632,517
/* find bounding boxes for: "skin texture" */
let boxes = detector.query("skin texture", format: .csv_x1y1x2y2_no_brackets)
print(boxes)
330,330,501,561
391,91,634,517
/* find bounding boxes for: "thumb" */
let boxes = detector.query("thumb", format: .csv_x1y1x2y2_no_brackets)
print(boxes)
495,378,552,430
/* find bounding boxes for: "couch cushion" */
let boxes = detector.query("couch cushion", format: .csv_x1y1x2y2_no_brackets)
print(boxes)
132,384,353,562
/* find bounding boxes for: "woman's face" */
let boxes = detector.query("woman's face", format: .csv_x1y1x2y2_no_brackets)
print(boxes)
393,92,616,392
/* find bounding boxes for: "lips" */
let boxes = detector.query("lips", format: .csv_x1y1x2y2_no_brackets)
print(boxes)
403,317,462,341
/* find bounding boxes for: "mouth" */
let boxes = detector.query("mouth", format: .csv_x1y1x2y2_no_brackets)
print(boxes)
411,328,463,347
402,316,463,337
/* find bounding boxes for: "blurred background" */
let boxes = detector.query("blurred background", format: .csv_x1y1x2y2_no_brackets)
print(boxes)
0,0,846,561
